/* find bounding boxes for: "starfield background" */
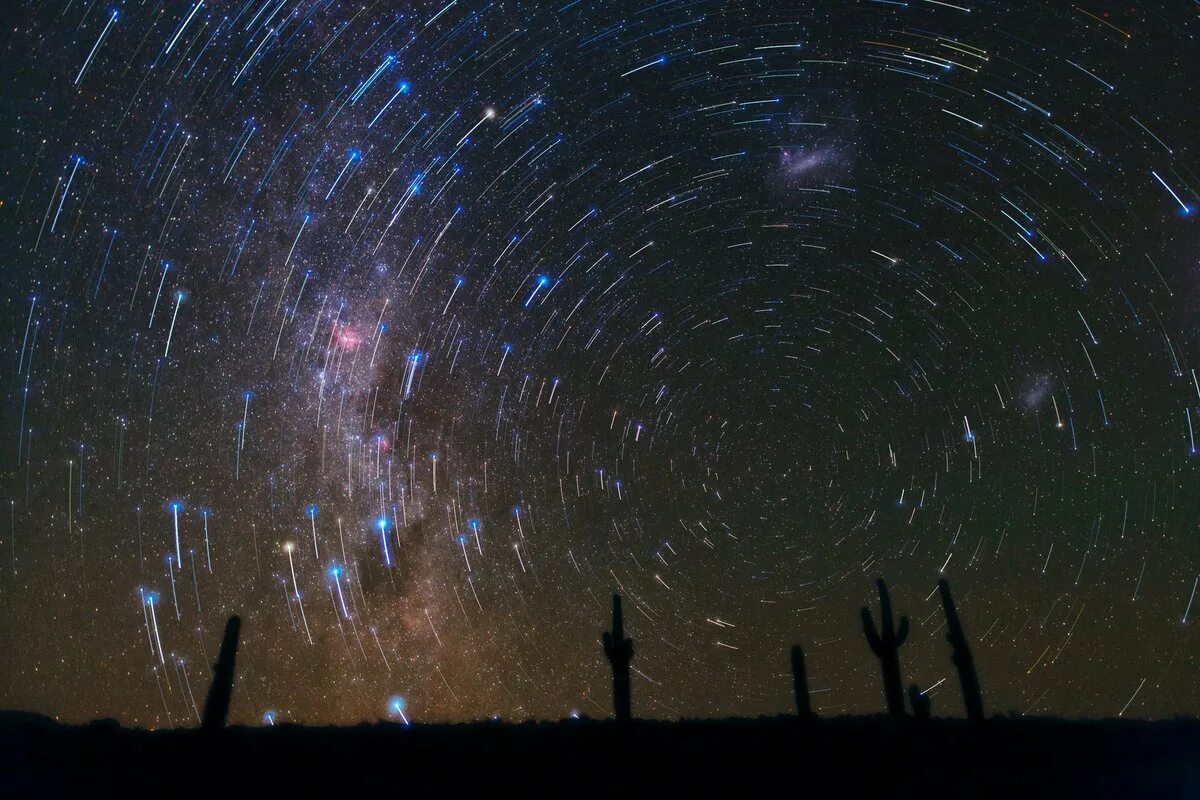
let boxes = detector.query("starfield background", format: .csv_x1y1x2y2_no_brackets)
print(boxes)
0,0,1197,732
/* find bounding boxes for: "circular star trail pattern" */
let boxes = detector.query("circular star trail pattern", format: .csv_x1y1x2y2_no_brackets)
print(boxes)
0,1,1197,726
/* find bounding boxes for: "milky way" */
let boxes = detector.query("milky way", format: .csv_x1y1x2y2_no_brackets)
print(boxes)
1,1,1197,726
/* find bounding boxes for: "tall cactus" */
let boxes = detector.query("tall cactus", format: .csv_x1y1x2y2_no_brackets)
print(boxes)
861,578,909,716
790,644,815,719
938,579,984,723
601,594,634,723
202,616,241,732
908,684,931,719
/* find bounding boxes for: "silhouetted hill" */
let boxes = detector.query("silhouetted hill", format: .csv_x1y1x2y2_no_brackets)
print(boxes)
2,711,1197,798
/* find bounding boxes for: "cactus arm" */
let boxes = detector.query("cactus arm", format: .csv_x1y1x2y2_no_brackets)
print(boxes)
896,615,909,645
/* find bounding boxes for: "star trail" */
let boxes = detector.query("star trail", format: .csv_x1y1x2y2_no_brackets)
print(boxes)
0,1,1197,727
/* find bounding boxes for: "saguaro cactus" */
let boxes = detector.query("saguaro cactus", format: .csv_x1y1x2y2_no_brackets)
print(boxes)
908,684,931,719
202,616,241,732
861,578,909,716
938,579,984,723
601,594,634,723
790,644,815,718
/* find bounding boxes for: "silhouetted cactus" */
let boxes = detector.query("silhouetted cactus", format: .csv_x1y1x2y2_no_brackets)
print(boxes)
861,578,909,716
938,578,984,723
908,684,931,719
202,616,241,732
601,594,634,723
790,644,815,719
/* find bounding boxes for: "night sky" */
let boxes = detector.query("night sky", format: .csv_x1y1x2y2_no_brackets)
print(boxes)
0,0,1197,728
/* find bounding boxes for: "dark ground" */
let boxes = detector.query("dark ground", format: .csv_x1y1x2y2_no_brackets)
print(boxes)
2,712,1197,798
